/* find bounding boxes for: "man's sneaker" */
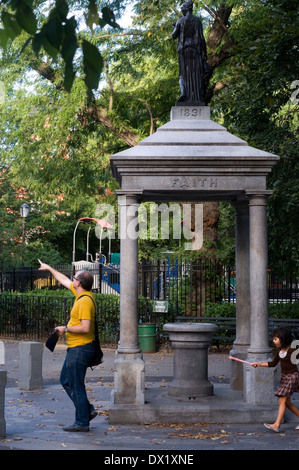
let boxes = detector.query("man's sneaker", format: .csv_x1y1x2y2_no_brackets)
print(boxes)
62,423,89,432
90,409,98,421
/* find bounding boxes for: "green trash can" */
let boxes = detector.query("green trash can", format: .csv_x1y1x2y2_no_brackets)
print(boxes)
138,323,157,353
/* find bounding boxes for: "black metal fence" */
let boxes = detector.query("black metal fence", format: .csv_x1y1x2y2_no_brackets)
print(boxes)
1,292,298,346
138,260,298,316
0,293,179,345
0,293,122,345
1,261,298,318
139,259,234,316
0,264,121,295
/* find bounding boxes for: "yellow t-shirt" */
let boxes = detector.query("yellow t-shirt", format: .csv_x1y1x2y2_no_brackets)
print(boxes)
65,283,95,348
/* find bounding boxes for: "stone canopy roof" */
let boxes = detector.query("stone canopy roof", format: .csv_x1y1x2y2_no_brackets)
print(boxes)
110,106,279,203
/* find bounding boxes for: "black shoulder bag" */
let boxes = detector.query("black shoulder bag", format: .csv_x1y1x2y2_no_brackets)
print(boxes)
77,295,103,368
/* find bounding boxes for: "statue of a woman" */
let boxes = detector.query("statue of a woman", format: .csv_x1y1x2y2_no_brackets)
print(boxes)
172,0,207,105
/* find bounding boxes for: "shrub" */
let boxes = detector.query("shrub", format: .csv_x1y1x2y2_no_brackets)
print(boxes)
205,302,236,318
268,302,299,319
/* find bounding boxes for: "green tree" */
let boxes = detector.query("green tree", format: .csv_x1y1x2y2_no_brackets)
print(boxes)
0,168,25,267
211,0,299,275
0,0,231,265
0,0,298,272
0,0,126,98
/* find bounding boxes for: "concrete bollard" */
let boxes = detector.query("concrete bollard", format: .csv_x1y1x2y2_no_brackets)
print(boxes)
0,370,7,437
19,342,43,390
0,341,4,366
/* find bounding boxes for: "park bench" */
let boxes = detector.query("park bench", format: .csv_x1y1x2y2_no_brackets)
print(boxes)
174,316,299,349
176,316,237,349
268,317,299,339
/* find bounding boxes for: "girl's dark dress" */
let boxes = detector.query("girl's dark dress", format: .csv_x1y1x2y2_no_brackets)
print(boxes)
267,348,299,397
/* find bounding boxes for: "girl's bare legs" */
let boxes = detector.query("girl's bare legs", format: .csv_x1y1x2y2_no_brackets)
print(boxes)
271,397,299,429
271,396,287,429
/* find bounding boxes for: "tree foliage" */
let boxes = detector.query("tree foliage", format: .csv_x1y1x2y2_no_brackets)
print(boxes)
0,0,126,97
0,0,298,274
211,0,299,275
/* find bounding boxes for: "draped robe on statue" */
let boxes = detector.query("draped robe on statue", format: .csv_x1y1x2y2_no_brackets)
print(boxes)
172,13,207,104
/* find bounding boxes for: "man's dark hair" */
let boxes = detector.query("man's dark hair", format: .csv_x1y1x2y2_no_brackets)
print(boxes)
76,270,93,291
272,326,293,348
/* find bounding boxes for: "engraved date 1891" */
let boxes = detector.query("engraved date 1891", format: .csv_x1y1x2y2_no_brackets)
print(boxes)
180,108,202,117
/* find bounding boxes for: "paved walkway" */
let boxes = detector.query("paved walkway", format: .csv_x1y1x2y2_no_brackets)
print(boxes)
1,340,299,452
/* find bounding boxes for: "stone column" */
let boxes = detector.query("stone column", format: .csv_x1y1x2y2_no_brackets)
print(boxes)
244,192,276,404
230,200,250,390
112,194,145,405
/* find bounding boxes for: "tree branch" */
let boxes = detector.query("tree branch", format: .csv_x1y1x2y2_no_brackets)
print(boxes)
93,31,146,40
34,62,65,91
203,4,229,36
139,99,155,135
84,105,140,147
31,58,140,147
105,60,114,111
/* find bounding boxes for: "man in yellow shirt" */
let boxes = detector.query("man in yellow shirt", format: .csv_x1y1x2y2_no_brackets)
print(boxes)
38,260,97,432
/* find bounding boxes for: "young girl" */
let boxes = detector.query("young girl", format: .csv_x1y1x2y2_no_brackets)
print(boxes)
252,326,299,432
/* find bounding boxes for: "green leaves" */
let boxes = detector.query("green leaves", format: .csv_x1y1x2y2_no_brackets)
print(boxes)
0,11,22,45
211,0,299,276
61,18,78,92
15,1,37,35
0,0,121,98
100,6,120,29
0,0,36,47
82,39,103,100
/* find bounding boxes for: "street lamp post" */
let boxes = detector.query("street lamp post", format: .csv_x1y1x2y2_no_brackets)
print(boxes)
20,203,30,267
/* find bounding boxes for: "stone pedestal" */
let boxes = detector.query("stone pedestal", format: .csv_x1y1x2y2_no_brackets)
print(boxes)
19,341,43,390
0,370,6,437
244,362,277,405
163,322,218,398
113,353,145,405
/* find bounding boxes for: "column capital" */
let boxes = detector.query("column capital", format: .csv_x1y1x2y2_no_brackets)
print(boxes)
246,190,273,206
246,190,273,196
117,192,142,211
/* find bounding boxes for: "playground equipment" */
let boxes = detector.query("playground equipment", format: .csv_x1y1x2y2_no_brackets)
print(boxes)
72,217,113,264
72,217,120,294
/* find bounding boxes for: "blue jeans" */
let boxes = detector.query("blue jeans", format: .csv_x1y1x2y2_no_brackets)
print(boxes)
60,341,95,427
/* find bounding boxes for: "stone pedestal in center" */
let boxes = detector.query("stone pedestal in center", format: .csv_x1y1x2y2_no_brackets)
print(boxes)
163,322,218,398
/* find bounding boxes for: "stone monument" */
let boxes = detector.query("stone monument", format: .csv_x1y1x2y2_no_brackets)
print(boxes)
108,6,280,423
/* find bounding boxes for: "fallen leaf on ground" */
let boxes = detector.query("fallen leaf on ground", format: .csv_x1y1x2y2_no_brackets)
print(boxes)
169,430,231,440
